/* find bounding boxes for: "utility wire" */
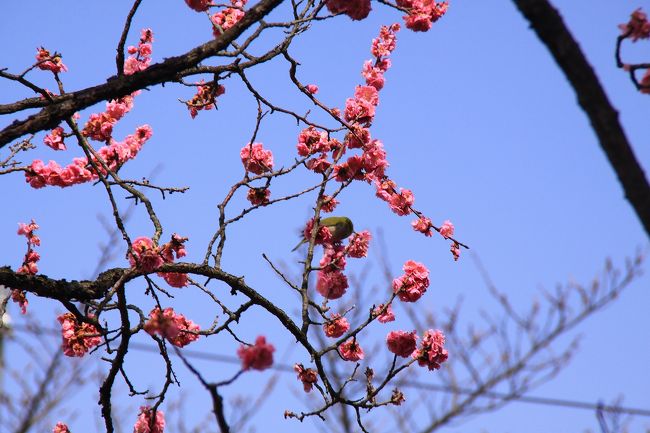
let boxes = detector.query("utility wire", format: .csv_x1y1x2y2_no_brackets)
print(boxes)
6,324,650,417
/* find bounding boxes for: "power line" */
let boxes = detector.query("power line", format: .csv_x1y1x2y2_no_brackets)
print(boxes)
5,324,650,417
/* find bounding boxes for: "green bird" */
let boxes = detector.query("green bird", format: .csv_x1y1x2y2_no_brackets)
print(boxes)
292,216,354,252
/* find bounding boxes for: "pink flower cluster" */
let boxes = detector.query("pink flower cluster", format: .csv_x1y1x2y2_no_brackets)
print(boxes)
373,303,395,323
344,85,379,126
53,422,70,433
412,329,448,370
306,84,319,94
186,80,225,118
297,127,331,157
411,216,433,236
128,234,189,287
144,307,200,348
83,92,138,142
347,230,371,258
124,29,154,75
326,0,371,21
338,338,364,361
321,195,339,213
386,330,418,357
211,0,247,37
26,125,152,189
240,142,274,175
12,220,41,314
36,47,67,73
396,0,449,32
619,8,650,42
185,0,212,12
237,335,275,371
294,363,318,392
323,313,350,338
57,313,101,357
133,406,165,433
392,260,430,302
44,126,66,151
375,179,414,216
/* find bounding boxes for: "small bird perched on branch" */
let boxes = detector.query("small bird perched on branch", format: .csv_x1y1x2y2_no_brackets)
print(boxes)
292,216,354,252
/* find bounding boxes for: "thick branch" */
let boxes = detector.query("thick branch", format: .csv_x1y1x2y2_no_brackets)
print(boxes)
512,0,650,237
0,0,283,147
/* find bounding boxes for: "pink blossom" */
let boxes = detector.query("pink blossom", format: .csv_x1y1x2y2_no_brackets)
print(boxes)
35,47,67,73
413,329,448,370
326,0,371,21
124,29,154,75
619,8,650,41
411,216,433,237
361,139,388,180
294,363,318,392
320,244,347,272
128,237,164,273
44,127,66,151
316,270,348,299
302,218,334,247
386,330,418,357
362,60,386,90
306,153,331,174
373,303,395,323
159,272,189,288
450,241,461,261
333,155,364,182
344,95,376,126
344,125,371,149
347,230,371,258
321,195,339,213
159,233,188,263
57,313,101,357
338,338,364,361
371,24,400,58
439,219,454,239
400,1,448,32
133,406,165,433
11,290,28,315
392,260,430,302
144,307,200,347
323,313,350,338
185,0,213,12
240,142,274,175
388,188,414,216
141,28,154,43
297,127,331,157
53,422,70,433
211,5,246,36
237,335,275,371
247,187,271,206
306,84,319,94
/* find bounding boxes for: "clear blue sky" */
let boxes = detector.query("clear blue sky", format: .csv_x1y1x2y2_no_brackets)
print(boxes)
1,1,648,432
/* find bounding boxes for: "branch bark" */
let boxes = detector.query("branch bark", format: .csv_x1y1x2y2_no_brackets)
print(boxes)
512,0,650,237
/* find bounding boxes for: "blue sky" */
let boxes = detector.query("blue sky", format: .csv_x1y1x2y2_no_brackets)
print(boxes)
1,1,649,432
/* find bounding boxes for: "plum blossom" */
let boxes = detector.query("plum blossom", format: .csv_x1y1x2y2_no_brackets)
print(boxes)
128,237,164,273
339,338,364,361
185,0,212,12
392,260,430,302
306,84,319,94
44,127,66,151
347,230,371,258
124,29,154,75
316,270,348,299
386,330,418,357
57,313,101,357
439,219,454,239
326,0,371,21
237,336,275,371
411,216,433,237
240,142,274,175
133,406,165,433
297,127,330,157
323,313,350,338
413,329,448,370
144,307,200,348
397,0,448,32
36,47,67,73
13,220,41,314
619,8,650,41
294,364,318,392
211,0,247,36
321,195,339,213
450,241,461,261
371,24,400,58
53,422,70,433
373,303,395,323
